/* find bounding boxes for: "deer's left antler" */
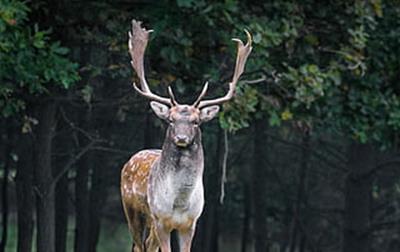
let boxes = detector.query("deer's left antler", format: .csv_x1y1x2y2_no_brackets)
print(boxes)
193,30,253,108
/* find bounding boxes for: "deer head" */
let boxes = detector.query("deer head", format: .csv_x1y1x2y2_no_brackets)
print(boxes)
128,20,252,148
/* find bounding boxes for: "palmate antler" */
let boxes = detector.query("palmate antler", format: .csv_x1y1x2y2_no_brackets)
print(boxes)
128,20,177,106
128,20,252,108
193,30,253,108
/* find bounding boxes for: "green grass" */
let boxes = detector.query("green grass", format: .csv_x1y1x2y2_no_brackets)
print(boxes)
97,219,132,252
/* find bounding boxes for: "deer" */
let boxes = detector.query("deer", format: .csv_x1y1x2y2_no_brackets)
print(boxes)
120,20,252,252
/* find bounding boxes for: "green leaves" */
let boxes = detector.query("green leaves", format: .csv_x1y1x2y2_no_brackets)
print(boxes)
0,0,28,32
219,84,259,132
0,1,79,118
283,64,327,109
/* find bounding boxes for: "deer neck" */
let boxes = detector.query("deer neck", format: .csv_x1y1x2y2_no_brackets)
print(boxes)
153,129,203,210
159,129,203,175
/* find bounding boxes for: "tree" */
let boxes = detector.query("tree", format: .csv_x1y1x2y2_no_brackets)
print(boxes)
0,1,78,251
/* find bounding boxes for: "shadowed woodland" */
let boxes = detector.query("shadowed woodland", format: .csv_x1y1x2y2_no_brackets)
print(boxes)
1,1,400,252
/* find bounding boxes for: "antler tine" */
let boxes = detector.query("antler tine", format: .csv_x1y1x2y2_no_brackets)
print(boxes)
129,19,172,105
167,86,178,106
192,81,209,107
197,30,252,108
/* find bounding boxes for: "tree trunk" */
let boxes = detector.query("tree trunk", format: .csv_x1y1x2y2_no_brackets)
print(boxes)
342,142,374,252
34,101,57,252
192,128,221,252
74,108,92,252
203,129,221,252
203,202,219,252
55,171,69,252
251,119,269,252
299,234,306,252
0,122,14,252
88,154,107,252
87,42,108,252
289,132,310,252
16,132,35,252
240,184,251,252
0,153,9,252
74,155,91,252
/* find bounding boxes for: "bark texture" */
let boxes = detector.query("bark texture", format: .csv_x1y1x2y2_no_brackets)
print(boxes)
16,132,34,252
251,119,269,252
342,142,374,252
34,101,57,252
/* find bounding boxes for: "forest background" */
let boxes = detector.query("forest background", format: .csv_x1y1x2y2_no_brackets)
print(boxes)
1,0,400,252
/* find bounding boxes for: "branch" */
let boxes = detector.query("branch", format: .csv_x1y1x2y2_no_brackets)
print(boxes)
60,107,97,141
51,140,97,186
92,146,132,155
370,219,400,232
265,132,347,172
219,130,229,204
361,155,400,179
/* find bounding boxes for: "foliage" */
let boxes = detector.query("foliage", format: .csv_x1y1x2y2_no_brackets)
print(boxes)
190,1,400,148
0,0,79,118
2,1,400,252
97,0,398,147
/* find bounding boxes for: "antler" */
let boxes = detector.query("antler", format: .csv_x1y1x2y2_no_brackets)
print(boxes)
195,30,253,108
129,20,175,105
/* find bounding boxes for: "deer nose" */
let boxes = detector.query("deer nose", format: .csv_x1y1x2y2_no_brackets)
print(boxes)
174,135,189,147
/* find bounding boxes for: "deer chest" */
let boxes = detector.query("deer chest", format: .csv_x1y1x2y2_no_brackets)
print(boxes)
147,168,204,225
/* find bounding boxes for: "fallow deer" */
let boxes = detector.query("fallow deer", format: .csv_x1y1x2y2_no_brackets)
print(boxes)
120,20,252,252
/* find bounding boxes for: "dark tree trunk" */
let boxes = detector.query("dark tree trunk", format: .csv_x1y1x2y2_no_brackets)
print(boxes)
74,155,91,252
0,153,9,252
0,123,14,252
203,129,222,252
251,119,269,252
55,172,69,252
55,115,74,252
192,128,221,252
342,142,374,252
87,42,108,252
241,184,251,252
299,234,306,252
34,101,57,252
16,132,34,252
88,155,107,252
203,202,219,252
289,132,310,252
74,108,92,252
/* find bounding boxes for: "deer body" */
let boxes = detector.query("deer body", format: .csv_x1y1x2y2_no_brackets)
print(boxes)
121,20,252,252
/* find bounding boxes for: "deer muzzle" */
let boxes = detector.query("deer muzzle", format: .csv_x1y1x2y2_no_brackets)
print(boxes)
174,135,190,147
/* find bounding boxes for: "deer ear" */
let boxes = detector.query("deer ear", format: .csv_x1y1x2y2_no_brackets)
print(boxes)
200,105,220,122
150,101,170,120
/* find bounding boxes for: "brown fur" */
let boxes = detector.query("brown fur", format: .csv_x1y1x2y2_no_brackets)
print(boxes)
121,150,161,252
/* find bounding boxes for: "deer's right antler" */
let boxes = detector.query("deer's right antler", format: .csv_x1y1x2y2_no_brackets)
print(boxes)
194,30,253,108
129,20,176,106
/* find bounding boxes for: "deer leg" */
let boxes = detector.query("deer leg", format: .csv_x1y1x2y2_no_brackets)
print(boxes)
154,222,171,252
145,225,159,252
177,225,196,252
123,206,145,252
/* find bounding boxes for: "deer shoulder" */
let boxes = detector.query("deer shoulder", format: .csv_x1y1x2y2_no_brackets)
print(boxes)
121,149,161,213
